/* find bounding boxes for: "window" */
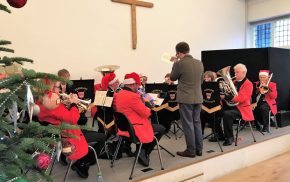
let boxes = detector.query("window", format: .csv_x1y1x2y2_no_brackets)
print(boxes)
253,23,272,48
274,18,290,47
251,15,290,48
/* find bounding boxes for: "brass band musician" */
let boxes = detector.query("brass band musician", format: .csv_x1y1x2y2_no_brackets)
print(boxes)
201,71,225,142
221,64,254,146
253,70,277,132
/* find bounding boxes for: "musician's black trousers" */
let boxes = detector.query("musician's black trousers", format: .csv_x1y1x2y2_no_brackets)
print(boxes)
254,101,270,128
222,108,241,138
77,130,106,165
142,124,165,155
201,111,224,137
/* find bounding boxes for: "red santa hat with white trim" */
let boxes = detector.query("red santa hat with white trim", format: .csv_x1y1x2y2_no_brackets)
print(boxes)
259,70,270,76
101,73,118,90
123,72,141,86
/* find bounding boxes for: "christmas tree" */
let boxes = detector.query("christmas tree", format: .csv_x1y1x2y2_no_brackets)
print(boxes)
0,2,72,181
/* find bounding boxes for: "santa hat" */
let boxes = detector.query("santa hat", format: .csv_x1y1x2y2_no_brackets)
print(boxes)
123,72,141,86
259,70,270,76
101,73,118,90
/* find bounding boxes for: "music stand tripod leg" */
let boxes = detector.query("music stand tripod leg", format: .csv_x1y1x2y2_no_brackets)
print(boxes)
212,113,223,152
159,144,175,157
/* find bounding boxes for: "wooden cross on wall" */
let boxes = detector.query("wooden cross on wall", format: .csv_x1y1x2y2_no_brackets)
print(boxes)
111,0,154,49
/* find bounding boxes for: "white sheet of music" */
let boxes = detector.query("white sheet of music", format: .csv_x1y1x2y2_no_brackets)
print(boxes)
103,97,113,107
154,98,164,106
94,91,107,106
161,52,173,64
148,93,158,100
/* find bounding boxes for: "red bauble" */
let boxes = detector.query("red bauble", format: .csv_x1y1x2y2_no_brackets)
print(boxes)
35,153,51,170
7,0,27,8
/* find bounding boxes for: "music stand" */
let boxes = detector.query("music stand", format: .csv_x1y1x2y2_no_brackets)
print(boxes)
145,83,176,157
93,90,115,159
202,82,223,152
71,79,95,101
161,85,183,140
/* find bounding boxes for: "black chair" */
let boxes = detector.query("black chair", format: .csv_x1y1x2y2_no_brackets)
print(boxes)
235,119,257,146
268,110,278,133
63,131,106,182
111,112,164,180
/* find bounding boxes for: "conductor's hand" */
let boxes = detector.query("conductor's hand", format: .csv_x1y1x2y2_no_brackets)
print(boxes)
69,94,80,104
170,56,178,63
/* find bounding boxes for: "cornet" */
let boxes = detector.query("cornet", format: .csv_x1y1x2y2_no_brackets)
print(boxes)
59,93,91,110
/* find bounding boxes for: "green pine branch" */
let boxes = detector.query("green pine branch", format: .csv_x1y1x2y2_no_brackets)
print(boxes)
0,4,11,13
0,56,33,66
0,40,12,46
0,47,14,53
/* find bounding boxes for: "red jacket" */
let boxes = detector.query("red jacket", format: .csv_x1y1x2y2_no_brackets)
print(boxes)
255,81,278,115
113,89,154,143
38,103,88,160
232,79,254,121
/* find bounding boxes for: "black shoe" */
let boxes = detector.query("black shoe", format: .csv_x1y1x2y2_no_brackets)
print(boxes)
138,149,149,167
122,145,135,157
196,150,202,156
223,137,233,146
255,122,262,131
59,153,68,166
176,150,196,158
262,127,269,133
208,136,225,142
73,161,89,178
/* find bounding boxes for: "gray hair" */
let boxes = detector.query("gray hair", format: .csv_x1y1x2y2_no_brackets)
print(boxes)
234,63,247,73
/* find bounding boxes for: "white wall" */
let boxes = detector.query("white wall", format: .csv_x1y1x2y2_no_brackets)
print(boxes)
1,0,246,82
247,0,290,22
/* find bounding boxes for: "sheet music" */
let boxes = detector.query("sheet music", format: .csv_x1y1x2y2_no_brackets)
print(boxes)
94,91,107,106
148,93,164,106
148,93,158,100
103,97,113,107
154,98,164,106
94,90,113,107
161,52,173,64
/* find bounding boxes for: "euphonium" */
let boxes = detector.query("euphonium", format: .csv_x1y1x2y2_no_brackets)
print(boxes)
215,66,239,107
59,93,91,110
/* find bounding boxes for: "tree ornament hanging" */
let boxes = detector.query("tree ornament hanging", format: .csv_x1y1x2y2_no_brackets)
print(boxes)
35,153,51,170
6,0,27,8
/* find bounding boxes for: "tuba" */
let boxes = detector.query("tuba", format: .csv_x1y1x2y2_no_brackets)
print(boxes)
215,66,239,107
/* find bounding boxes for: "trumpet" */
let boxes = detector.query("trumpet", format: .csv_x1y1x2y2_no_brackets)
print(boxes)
59,93,91,110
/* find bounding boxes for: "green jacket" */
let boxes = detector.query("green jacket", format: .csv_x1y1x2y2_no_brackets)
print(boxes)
170,54,204,104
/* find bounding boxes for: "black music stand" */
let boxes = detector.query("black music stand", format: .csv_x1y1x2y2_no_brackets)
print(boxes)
145,83,176,157
202,82,223,152
70,79,95,101
70,79,94,125
93,90,116,159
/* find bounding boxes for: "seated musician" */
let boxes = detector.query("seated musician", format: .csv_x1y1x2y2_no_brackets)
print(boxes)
37,79,103,178
221,64,254,146
253,70,277,132
91,65,120,118
201,71,225,142
164,73,175,85
114,72,165,167
95,72,119,133
57,68,71,94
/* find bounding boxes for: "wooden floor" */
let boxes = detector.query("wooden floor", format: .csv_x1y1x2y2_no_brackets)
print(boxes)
213,151,290,182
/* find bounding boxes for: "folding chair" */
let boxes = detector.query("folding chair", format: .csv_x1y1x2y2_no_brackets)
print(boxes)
111,112,164,180
268,110,278,133
235,119,256,146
